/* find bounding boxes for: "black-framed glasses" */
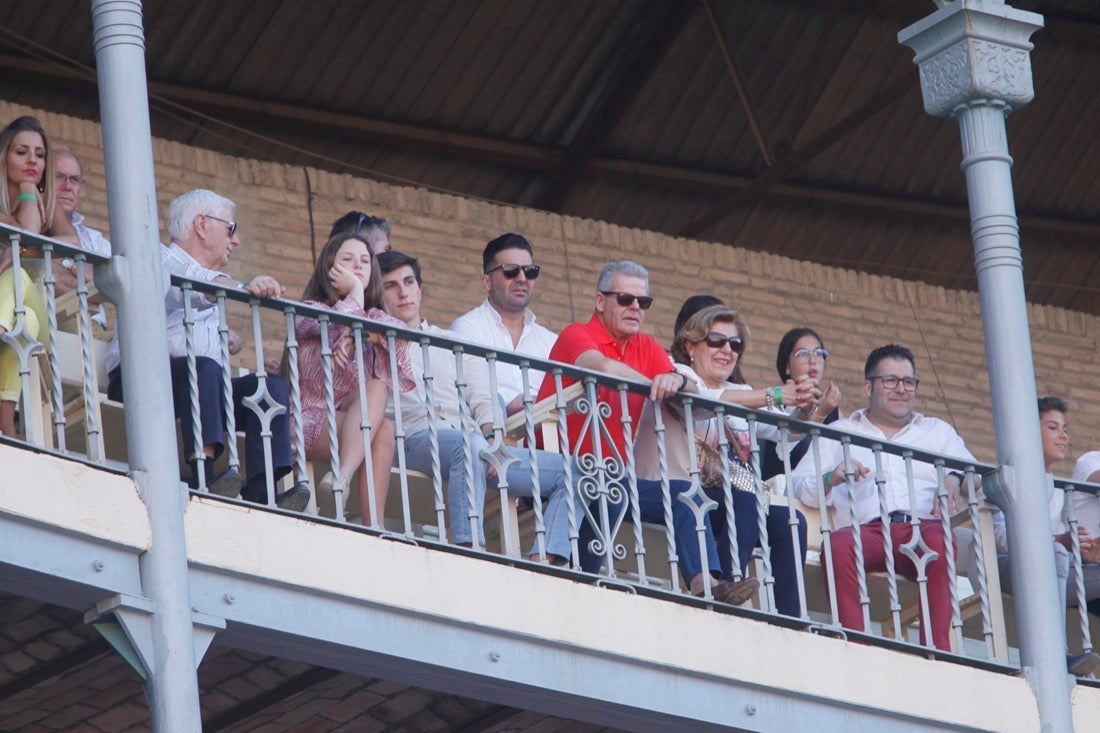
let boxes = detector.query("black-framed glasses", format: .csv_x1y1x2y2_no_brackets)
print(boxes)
205,214,237,237
793,347,828,361
701,333,744,353
601,291,654,310
486,263,541,280
868,375,919,392
55,173,85,187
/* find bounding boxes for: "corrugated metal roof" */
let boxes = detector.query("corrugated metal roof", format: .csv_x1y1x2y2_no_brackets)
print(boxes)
1,0,1098,311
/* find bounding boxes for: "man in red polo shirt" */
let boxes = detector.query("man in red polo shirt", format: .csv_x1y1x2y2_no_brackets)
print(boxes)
536,260,759,605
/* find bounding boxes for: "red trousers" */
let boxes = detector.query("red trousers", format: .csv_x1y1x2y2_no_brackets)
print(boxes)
825,519,954,651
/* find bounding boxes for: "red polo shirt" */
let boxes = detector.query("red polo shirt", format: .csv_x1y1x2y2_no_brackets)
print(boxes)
536,314,673,460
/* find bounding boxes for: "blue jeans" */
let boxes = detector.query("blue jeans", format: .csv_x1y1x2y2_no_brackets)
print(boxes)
402,428,573,558
580,479,807,616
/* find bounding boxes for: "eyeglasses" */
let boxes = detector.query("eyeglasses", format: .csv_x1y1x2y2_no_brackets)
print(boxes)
793,347,829,362
701,333,744,353
600,291,654,310
486,263,541,280
205,214,237,237
56,173,85,187
868,375,919,392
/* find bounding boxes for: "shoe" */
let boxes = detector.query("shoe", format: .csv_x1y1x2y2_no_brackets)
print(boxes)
1068,652,1100,677
711,577,760,606
275,483,311,512
318,471,334,496
207,469,243,498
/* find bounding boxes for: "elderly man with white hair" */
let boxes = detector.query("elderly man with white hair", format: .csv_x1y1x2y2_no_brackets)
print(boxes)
105,189,309,510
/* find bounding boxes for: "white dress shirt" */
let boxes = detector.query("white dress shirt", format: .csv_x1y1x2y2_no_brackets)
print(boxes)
390,320,497,435
449,299,557,404
105,242,227,373
791,408,976,527
72,212,111,257
1070,451,1100,539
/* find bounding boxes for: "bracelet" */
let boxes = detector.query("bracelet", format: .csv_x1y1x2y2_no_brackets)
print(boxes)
238,279,250,288
670,370,688,391
823,471,832,487
773,386,784,406
763,389,775,409
16,193,37,203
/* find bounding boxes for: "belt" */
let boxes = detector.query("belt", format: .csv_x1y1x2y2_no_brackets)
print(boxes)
888,511,913,523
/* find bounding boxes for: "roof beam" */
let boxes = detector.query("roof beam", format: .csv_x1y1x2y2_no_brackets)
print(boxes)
2,51,1097,247
677,72,916,238
202,665,339,731
0,638,111,701
524,1,698,212
0,52,559,171
591,157,1100,244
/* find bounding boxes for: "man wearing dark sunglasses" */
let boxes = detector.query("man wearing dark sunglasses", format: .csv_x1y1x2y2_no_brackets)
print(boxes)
537,260,694,574
451,233,557,415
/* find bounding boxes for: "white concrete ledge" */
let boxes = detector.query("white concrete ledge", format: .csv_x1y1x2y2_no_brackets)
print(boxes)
182,496,1094,731
0,443,149,551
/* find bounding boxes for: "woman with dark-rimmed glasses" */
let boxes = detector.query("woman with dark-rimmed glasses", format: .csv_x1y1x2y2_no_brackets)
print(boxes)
634,304,811,615
761,327,843,480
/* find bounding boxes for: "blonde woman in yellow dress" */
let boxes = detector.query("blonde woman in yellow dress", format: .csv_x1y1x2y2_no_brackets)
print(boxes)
0,116,77,436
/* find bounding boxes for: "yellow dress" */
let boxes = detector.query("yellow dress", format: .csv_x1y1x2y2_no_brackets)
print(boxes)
0,262,48,401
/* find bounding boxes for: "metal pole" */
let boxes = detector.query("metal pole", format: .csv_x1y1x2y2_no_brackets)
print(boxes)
900,3,1073,730
90,1,204,729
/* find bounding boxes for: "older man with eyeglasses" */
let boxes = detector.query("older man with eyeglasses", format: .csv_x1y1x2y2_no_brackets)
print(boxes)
791,343,975,651
104,189,310,511
450,233,557,415
51,150,111,299
533,261,761,607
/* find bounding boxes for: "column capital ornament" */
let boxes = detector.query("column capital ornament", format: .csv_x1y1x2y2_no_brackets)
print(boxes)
898,1,1043,118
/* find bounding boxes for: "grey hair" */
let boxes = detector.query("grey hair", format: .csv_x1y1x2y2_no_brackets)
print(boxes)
168,189,236,243
596,260,649,292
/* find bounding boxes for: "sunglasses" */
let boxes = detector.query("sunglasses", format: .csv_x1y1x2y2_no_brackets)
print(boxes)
205,214,237,237
486,263,541,280
701,333,744,353
601,291,654,310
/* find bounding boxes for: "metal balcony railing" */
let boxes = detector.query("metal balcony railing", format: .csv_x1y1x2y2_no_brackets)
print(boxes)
2,223,1098,674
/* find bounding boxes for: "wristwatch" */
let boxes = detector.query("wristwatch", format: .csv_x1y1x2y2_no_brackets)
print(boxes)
60,257,76,273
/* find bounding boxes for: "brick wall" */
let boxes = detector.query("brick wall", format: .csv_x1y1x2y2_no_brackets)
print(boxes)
6,100,1098,468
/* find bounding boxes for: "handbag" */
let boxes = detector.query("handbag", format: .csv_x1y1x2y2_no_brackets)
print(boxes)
672,407,769,508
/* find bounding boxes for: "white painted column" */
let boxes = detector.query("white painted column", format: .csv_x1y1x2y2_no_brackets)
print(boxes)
90,1,204,729
899,3,1073,731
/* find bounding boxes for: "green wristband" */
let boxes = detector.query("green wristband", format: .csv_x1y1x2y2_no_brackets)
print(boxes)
16,193,37,203
773,386,783,406
823,471,831,487
238,279,250,288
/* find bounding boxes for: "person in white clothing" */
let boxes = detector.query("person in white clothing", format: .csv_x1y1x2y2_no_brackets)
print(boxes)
1069,450,1100,612
51,150,112,327
378,250,574,562
449,233,556,414
791,343,973,651
104,189,309,510
982,397,1099,676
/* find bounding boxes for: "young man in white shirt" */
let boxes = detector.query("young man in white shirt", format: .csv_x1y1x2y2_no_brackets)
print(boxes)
378,250,573,562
